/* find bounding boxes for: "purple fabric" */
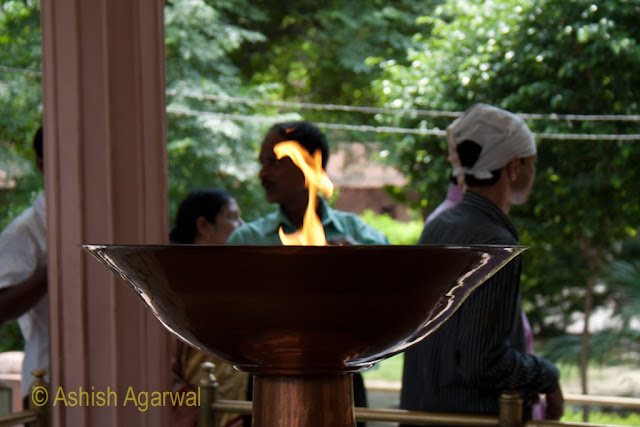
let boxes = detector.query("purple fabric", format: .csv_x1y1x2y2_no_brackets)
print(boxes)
523,312,547,420
523,311,534,353
425,183,464,225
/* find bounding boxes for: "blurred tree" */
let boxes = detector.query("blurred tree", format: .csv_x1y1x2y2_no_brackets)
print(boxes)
166,0,436,218
229,0,438,140
605,239,640,350
0,0,43,229
164,0,274,221
372,0,640,405
0,0,42,356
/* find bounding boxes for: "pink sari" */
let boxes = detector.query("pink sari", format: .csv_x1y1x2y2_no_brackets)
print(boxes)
523,312,547,420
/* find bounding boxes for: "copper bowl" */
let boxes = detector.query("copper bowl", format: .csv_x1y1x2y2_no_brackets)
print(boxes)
83,244,523,375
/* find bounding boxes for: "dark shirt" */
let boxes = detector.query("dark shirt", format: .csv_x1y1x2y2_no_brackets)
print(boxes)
401,191,559,419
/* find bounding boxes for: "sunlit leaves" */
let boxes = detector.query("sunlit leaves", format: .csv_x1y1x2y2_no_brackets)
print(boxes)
0,1,42,230
371,0,640,334
165,0,273,221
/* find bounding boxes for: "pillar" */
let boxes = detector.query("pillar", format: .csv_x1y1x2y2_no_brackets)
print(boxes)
40,0,170,426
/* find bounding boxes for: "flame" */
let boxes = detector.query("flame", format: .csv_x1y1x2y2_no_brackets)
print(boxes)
273,141,334,246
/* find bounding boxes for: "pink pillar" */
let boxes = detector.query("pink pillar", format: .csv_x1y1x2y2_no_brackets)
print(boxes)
41,1,171,426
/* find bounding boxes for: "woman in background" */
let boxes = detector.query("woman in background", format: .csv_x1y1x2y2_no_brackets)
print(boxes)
170,188,247,427
170,188,243,245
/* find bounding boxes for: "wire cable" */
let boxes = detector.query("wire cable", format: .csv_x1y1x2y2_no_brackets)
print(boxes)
166,106,640,141
0,65,41,78
169,90,640,122
1,62,639,122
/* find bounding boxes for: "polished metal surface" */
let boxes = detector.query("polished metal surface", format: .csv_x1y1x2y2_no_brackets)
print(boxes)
82,244,523,375
84,244,523,426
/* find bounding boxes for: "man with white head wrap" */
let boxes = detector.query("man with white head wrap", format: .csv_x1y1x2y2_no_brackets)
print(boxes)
448,103,537,181
401,104,564,425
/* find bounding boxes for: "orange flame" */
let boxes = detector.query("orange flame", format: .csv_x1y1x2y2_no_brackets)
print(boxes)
274,141,334,246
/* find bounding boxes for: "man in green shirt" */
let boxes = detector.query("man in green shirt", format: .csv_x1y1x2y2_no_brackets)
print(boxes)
227,121,389,246
227,194,388,246
227,120,389,425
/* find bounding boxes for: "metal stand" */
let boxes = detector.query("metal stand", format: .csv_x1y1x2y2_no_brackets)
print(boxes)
498,390,523,427
253,374,355,427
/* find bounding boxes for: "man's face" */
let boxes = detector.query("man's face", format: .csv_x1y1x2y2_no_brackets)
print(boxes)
509,155,536,205
258,130,306,205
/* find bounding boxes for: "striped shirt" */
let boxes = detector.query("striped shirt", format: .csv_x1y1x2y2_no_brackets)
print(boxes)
400,191,559,421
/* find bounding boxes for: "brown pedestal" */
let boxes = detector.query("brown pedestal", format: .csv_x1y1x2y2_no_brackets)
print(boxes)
254,374,355,426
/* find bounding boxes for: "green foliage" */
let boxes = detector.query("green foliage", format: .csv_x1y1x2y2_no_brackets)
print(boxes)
508,0,640,330
593,240,640,362
562,408,640,426
0,0,42,154
542,329,640,366
605,244,640,328
164,0,438,222
0,2,42,353
0,1,43,229
372,0,640,334
362,353,403,381
358,210,423,245
0,321,24,352
164,0,275,222
166,113,272,223
0,321,24,353
229,0,435,130
0,0,434,226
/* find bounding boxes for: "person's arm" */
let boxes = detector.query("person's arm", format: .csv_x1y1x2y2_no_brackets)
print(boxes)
544,385,564,420
455,257,561,395
0,266,47,326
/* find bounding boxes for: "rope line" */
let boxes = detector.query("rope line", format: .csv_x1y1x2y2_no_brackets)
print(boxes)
170,90,640,122
166,107,640,141
0,65,41,78
0,62,639,122
1,63,639,122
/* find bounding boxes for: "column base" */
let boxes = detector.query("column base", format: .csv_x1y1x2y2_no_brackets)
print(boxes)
253,373,355,427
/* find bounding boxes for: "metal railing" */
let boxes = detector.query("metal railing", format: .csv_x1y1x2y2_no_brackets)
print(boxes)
563,394,640,410
0,409,40,426
196,362,640,427
2,366,638,427
0,370,49,427
205,397,639,427
366,381,640,412
200,391,518,426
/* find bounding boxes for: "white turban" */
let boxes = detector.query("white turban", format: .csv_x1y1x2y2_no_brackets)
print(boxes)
447,103,536,180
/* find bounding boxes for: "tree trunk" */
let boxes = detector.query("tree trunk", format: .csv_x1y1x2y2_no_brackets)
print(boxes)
579,238,603,423
579,275,595,422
